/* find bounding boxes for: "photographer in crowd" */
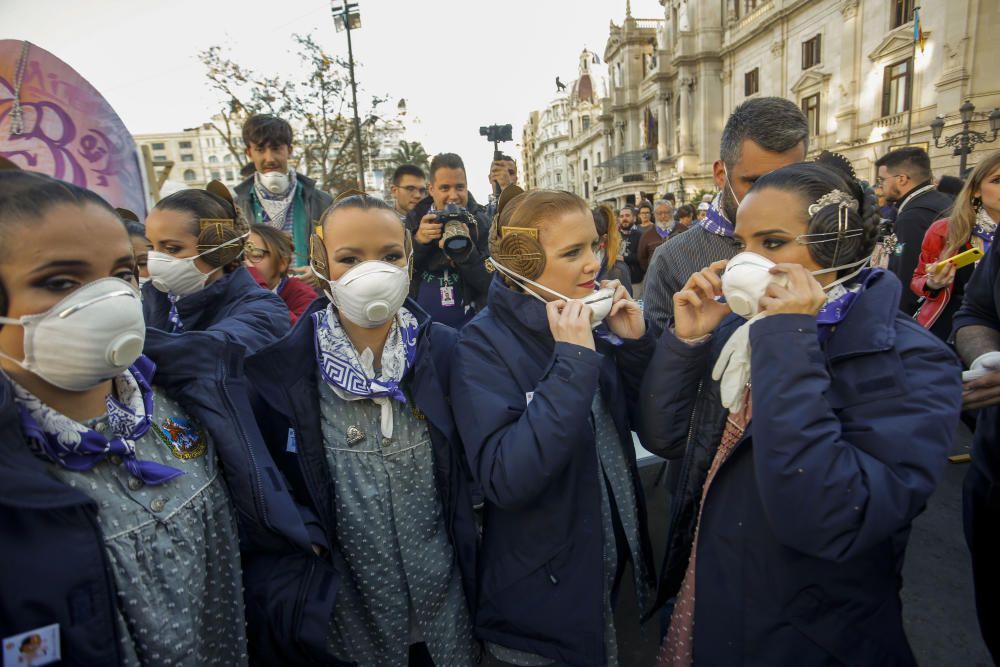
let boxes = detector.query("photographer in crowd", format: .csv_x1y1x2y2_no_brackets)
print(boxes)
405,153,492,328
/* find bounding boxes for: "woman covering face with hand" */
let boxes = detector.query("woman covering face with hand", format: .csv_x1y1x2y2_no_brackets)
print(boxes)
640,160,963,667
0,171,306,665
244,193,477,666
143,184,288,354
451,188,656,666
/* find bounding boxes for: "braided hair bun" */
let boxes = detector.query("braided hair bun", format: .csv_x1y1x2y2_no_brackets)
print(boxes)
753,158,879,270
154,181,247,271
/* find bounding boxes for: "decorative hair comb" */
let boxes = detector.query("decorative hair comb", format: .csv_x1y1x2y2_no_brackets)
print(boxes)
807,190,858,217
500,226,539,240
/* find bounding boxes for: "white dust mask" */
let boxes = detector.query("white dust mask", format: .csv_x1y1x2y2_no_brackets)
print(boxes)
258,170,291,194
314,259,411,328
721,252,788,318
490,258,615,329
722,252,873,319
147,233,248,297
0,278,145,391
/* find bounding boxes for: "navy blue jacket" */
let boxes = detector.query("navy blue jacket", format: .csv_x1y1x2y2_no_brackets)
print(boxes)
142,265,289,354
954,237,1000,486
0,333,313,666
451,274,656,666
640,271,962,666
244,298,479,664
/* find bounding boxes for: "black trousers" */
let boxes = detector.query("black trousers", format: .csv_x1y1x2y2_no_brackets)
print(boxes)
963,465,1000,662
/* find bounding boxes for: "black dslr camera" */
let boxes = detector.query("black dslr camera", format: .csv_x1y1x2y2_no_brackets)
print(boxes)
433,203,475,255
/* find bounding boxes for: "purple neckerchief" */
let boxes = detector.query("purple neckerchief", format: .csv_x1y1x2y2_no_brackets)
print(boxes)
655,224,673,239
594,324,624,347
816,268,883,343
696,194,734,238
313,307,419,403
14,355,185,486
167,294,183,332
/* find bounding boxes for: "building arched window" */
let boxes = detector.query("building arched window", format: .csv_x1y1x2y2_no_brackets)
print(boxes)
208,155,219,164
183,169,197,181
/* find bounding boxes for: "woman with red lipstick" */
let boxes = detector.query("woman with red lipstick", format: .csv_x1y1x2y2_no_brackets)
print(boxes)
451,188,657,666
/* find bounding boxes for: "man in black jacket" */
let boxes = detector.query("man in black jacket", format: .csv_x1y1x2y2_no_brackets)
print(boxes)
876,147,953,314
405,153,491,328
234,114,333,268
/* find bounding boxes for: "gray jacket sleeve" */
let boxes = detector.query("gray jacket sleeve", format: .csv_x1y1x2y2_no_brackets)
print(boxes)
643,242,679,337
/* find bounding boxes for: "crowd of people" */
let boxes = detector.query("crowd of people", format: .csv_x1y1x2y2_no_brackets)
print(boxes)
1,94,999,667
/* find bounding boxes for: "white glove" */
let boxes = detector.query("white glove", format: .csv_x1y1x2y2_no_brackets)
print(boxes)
712,313,766,412
963,351,1000,382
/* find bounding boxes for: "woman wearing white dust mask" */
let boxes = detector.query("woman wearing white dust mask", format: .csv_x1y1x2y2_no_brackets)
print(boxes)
451,187,656,666
244,191,478,666
640,159,962,667
0,170,268,665
143,182,288,354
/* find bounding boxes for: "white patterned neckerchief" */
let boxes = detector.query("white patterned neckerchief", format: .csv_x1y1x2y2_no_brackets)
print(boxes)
9,358,184,484
254,168,298,232
972,206,998,254
313,305,419,439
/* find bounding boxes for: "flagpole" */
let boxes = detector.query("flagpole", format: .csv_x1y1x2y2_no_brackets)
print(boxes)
905,6,920,145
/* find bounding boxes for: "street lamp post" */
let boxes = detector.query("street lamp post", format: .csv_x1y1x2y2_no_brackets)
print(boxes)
331,1,366,191
929,100,1000,177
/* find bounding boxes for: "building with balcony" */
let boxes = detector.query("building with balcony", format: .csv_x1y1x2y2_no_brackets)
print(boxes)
717,0,1000,180
524,1,1000,207
564,49,611,202
530,95,570,191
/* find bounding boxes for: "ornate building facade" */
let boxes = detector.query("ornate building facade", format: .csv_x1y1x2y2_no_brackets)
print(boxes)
523,0,1000,207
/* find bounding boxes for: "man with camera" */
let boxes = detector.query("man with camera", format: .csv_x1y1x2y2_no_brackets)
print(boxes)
405,153,492,328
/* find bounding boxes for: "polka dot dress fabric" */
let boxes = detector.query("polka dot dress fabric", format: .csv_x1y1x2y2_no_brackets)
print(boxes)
317,379,475,666
48,387,248,667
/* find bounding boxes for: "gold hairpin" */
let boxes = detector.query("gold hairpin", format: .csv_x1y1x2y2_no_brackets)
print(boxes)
500,226,539,240
335,188,366,202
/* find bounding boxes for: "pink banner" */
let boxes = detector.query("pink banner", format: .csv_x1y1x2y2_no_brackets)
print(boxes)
0,40,146,216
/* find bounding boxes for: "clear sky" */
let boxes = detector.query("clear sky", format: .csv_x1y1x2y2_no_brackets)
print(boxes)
1,0,665,198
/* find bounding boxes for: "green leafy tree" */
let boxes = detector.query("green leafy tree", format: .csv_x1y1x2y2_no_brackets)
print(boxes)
388,140,430,173
199,34,391,192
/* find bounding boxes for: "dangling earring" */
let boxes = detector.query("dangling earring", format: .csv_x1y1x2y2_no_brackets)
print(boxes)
973,195,983,212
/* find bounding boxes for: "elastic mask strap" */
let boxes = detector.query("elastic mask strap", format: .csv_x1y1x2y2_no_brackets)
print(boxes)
723,165,741,208
489,258,569,303
812,256,871,291
195,231,250,261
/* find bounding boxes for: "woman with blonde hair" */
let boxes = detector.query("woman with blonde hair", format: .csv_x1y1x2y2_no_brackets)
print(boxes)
452,187,655,665
911,151,1000,340
592,203,634,295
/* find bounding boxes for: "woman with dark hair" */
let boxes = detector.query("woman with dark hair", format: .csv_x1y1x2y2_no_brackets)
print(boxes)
640,161,962,666
244,193,477,665
592,203,634,295
143,183,288,354
0,171,311,665
245,223,317,324
452,188,655,665
122,219,151,287
911,150,1000,340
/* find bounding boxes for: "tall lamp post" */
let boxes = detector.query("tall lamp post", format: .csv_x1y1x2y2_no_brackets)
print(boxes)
331,1,366,191
929,100,1000,177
